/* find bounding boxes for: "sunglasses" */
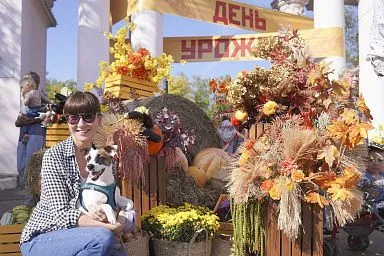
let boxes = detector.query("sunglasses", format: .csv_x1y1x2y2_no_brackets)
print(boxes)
65,113,98,125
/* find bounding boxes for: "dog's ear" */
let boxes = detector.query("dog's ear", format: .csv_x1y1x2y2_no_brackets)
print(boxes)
104,145,118,157
91,144,97,150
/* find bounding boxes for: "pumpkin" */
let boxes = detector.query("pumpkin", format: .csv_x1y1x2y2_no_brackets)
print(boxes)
148,126,163,155
192,148,231,180
187,166,207,187
235,110,248,122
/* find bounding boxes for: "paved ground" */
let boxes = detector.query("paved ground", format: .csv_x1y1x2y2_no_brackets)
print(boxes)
1,187,384,255
336,229,384,256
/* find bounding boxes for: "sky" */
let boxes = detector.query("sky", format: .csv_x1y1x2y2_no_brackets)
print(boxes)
46,0,312,83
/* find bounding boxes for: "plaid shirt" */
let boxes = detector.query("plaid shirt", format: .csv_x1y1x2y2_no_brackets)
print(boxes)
21,136,83,243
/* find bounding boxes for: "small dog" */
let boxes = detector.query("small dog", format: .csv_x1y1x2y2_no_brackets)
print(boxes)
78,145,134,225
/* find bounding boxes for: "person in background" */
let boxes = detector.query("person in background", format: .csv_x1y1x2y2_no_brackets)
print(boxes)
359,145,384,217
20,92,134,256
218,116,239,154
15,72,46,206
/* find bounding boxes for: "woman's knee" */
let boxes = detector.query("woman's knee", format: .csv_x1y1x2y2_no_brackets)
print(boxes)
92,227,115,252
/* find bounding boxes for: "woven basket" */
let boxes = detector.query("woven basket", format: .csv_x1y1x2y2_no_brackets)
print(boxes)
124,233,149,256
150,229,212,256
211,235,232,256
151,239,212,256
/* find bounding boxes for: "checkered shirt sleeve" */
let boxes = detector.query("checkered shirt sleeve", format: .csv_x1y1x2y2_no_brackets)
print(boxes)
20,137,82,243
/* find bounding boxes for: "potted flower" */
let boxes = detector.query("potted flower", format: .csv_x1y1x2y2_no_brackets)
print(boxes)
141,203,220,256
85,19,174,100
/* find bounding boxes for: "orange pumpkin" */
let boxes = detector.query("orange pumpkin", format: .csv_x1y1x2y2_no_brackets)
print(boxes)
148,126,163,155
192,148,231,180
187,166,207,187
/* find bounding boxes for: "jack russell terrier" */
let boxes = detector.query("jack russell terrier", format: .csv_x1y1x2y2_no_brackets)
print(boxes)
78,145,134,225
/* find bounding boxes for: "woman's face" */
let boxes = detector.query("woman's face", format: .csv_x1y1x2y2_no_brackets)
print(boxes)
368,150,384,173
67,113,101,148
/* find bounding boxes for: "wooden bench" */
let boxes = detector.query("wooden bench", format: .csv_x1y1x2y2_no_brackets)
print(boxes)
0,224,23,256
45,123,70,148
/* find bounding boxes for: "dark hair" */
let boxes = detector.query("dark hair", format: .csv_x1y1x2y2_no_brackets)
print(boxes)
24,72,40,87
63,92,100,115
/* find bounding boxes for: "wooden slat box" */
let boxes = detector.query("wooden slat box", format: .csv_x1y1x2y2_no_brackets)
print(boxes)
46,123,70,148
0,224,23,256
104,74,159,100
120,155,166,228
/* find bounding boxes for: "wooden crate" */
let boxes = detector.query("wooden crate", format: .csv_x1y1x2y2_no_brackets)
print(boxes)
0,224,23,256
120,155,166,228
46,123,70,148
104,74,159,100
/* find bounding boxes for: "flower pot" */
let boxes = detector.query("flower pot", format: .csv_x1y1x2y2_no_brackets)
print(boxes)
211,235,232,256
104,74,159,100
151,238,212,256
46,123,70,148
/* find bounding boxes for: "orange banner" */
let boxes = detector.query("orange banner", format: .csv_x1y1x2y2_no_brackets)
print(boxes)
163,27,344,63
127,0,313,33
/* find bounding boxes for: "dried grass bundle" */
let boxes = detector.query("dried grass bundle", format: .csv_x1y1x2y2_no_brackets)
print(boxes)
229,158,272,203
94,113,148,184
281,127,318,163
329,188,363,227
277,179,302,239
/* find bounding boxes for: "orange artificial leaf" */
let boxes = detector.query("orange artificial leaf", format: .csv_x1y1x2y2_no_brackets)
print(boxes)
327,120,349,141
327,184,351,201
209,79,217,93
317,145,340,167
309,172,337,189
341,109,358,125
348,122,373,148
305,192,329,208
330,80,347,96
334,166,361,188
356,94,373,121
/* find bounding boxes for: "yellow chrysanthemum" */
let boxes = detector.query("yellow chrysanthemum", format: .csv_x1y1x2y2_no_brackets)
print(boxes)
262,101,278,116
291,169,305,182
269,185,281,200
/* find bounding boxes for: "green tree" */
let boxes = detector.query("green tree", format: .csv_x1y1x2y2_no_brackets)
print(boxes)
190,76,211,111
46,77,77,102
168,73,191,97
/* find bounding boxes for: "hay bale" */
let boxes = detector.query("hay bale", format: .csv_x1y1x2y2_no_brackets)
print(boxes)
141,94,222,162
25,149,46,196
166,169,226,210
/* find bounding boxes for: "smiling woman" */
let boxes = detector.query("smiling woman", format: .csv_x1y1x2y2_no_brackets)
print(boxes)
20,91,133,256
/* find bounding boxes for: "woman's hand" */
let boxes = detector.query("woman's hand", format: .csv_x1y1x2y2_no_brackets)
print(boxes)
104,213,127,233
87,205,108,222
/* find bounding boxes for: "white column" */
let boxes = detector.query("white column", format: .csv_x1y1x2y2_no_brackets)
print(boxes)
131,10,163,57
359,0,384,127
314,0,346,80
77,0,110,90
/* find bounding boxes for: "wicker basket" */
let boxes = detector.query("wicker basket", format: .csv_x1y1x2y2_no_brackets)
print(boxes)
211,235,232,256
150,229,212,256
124,232,149,256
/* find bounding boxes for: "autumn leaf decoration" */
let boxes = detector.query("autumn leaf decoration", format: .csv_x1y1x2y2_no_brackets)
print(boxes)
327,108,373,149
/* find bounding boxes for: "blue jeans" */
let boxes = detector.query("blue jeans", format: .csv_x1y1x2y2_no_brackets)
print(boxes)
20,227,127,256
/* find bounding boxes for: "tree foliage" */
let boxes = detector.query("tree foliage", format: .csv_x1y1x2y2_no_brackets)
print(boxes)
45,77,77,102
168,73,191,98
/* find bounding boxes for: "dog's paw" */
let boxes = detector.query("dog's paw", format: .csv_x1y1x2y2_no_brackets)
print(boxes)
107,214,117,225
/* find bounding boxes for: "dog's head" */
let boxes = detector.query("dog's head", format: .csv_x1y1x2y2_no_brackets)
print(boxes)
85,145,117,183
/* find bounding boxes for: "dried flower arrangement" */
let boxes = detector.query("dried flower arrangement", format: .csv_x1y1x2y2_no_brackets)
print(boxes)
155,107,196,170
93,112,149,184
227,30,373,256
